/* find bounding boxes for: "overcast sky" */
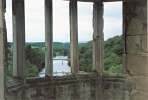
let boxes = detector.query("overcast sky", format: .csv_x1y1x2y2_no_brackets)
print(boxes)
5,0,122,42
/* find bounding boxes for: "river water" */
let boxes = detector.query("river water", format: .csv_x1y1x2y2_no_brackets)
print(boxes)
39,59,71,77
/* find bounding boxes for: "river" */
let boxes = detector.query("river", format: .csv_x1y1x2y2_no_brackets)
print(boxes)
39,56,71,77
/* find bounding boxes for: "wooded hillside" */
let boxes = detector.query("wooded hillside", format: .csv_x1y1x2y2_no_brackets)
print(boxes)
77,35,123,73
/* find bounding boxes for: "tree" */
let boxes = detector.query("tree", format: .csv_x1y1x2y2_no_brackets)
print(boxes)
26,60,39,77
25,45,45,71
75,35,123,73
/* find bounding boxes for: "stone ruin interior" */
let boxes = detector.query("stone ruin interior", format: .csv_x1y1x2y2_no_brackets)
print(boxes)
0,0,147,100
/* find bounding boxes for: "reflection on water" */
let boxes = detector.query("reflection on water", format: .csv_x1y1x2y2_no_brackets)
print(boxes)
39,60,71,77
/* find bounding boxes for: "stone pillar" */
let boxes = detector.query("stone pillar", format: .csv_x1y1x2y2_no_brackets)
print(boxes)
123,0,148,99
0,0,7,99
12,0,26,79
0,0,4,99
69,0,79,75
92,2,104,73
45,0,53,77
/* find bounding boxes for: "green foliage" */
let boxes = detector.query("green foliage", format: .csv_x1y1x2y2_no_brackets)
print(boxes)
7,61,13,81
104,35,123,72
7,43,44,80
53,52,56,57
25,42,84,57
76,35,123,73
26,42,70,56
53,46,69,56
7,43,13,81
26,42,45,47
104,64,123,74
26,60,39,77
78,41,93,72
26,45,45,71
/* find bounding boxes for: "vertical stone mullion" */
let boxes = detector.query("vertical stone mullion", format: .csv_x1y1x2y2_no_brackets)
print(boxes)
45,0,53,77
0,0,4,99
93,2,104,73
69,0,79,75
12,0,26,79
0,0,7,99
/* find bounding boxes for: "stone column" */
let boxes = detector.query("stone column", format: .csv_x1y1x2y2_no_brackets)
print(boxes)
92,2,104,73
0,0,7,99
12,0,26,79
69,0,79,75
45,0,53,77
0,0,4,99
123,0,148,99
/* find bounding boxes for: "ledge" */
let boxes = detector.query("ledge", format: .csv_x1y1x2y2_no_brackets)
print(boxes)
101,73,126,82
64,0,141,2
26,73,100,84
6,73,129,92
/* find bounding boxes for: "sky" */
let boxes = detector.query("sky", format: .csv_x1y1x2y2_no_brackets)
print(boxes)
5,0,122,42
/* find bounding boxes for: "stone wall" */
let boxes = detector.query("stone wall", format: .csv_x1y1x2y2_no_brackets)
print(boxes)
5,74,130,100
123,0,148,99
102,74,131,100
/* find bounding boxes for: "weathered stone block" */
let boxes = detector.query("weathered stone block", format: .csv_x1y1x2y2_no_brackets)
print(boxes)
57,84,84,95
78,92,84,100
31,89,36,98
124,0,147,14
22,90,31,99
125,54,148,76
67,84,74,93
113,82,121,90
136,76,148,92
119,82,128,91
141,35,148,53
103,82,112,90
36,89,43,97
102,91,115,100
6,92,17,100
91,82,96,90
83,91,91,100
83,82,91,91
0,65,4,100
127,14,147,35
91,90,96,99
57,94,71,100
113,91,124,100
0,29,3,65
122,91,130,100
0,1,3,29
71,93,81,100
73,84,81,93
44,87,55,99
102,90,129,100
130,90,148,100
126,36,141,54
59,85,69,94
76,83,84,92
